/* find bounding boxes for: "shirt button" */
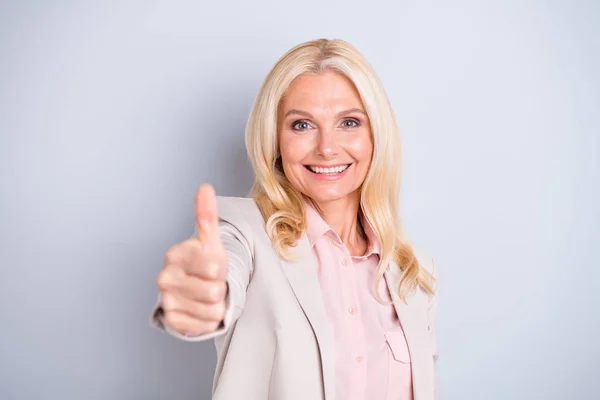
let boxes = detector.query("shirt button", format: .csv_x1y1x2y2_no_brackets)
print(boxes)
342,258,349,266
355,356,364,363
348,307,356,315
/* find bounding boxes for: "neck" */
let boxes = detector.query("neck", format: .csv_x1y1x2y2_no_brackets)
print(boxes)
308,191,367,256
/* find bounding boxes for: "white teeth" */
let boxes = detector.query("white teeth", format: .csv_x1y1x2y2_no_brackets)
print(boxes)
308,164,350,174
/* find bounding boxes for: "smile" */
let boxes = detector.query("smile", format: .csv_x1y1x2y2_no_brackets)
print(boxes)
304,164,351,175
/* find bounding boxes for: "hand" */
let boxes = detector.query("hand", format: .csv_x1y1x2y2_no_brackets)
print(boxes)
156,184,228,336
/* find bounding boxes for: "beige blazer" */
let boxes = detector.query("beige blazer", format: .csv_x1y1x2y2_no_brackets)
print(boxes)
152,196,439,400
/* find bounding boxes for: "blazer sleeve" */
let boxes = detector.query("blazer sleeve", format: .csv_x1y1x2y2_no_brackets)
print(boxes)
428,256,439,400
150,197,254,342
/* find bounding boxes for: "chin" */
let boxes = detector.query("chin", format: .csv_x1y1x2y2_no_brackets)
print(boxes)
304,188,355,204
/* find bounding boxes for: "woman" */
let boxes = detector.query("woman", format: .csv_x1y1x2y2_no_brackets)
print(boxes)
152,38,439,400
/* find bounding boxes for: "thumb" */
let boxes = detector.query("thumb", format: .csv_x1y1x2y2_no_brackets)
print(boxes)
194,184,219,245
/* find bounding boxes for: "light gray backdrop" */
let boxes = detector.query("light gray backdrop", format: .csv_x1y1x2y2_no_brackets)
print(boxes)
1,1,598,399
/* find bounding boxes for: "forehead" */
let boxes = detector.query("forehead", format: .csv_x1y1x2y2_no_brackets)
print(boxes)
281,71,364,111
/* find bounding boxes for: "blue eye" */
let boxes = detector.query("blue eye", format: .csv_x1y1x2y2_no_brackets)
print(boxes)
292,120,311,131
342,119,359,128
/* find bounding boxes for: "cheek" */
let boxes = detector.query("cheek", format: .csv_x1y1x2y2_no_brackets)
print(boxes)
278,135,307,184
279,133,312,164
346,132,374,163
279,139,295,163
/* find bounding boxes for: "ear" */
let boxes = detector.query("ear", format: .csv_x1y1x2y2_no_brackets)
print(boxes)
274,155,283,172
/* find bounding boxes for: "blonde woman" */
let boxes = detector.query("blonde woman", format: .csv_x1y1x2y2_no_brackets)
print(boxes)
152,38,439,400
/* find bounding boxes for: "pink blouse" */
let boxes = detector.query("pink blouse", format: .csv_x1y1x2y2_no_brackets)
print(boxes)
305,201,413,400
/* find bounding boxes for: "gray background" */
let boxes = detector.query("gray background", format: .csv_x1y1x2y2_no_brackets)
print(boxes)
1,1,598,399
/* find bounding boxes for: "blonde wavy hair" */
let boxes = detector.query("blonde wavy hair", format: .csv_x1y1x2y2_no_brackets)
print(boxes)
245,38,433,301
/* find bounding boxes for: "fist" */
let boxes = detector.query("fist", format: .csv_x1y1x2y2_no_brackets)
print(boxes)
156,184,228,336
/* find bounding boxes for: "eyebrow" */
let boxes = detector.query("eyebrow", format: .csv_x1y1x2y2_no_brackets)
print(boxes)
283,108,367,119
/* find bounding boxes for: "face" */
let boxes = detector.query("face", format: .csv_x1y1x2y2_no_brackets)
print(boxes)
278,71,373,206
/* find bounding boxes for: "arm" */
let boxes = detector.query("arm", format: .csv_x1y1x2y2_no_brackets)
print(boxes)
151,201,254,341
428,256,439,399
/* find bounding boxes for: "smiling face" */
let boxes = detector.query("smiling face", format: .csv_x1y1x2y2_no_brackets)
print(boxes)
278,70,373,206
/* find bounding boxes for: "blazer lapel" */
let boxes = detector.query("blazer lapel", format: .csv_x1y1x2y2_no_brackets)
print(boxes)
385,263,435,400
279,233,336,400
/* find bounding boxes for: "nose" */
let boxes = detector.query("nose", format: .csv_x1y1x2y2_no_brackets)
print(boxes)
315,128,339,158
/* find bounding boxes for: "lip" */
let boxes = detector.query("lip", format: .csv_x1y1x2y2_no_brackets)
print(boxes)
304,163,352,168
304,163,352,181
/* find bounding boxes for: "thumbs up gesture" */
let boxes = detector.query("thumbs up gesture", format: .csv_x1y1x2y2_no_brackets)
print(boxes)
156,184,228,336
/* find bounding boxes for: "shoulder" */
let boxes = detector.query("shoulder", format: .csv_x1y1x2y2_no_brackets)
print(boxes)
411,244,439,291
216,196,265,232
216,196,257,211
412,245,435,274
216,196,259,217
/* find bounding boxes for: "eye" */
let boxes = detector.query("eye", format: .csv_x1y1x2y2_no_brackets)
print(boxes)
292,120,312,131
341,119,360,128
